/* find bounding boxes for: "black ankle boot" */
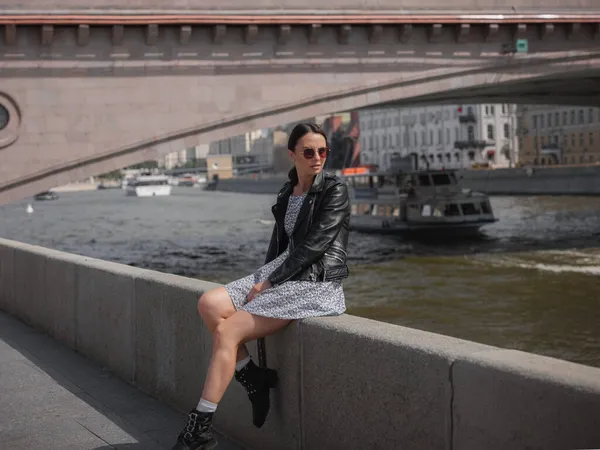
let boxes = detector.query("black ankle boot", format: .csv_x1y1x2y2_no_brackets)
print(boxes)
171,409,217,450
235,360,278,428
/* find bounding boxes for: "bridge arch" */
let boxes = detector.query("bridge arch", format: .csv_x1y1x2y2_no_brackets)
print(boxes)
1,52,599,203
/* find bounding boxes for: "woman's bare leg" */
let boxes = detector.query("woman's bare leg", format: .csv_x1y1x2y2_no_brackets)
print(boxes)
201,311,291,404
197,287,249,361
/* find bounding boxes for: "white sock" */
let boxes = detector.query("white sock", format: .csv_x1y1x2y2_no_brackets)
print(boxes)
235,355,251,372
196,398,218,413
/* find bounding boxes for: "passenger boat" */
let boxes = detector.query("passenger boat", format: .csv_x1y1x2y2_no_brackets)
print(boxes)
340,166,497,236
125,175,172,197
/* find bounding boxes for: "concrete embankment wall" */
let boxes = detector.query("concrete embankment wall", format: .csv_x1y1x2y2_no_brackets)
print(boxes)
1,237,599,450
215,166,600,196
460,165,600,195
215,176,287,195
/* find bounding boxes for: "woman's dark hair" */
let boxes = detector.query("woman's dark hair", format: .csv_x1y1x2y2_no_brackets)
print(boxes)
287,122,328,185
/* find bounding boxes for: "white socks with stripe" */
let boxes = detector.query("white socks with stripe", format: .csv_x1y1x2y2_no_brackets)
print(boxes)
195,356,252,413
197,398,218,413
235,355,251,372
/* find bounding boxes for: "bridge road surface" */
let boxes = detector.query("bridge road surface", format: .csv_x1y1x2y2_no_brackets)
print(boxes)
0,311,246,450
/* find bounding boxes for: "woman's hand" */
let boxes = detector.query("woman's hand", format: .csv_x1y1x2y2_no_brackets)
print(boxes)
247,280,272,302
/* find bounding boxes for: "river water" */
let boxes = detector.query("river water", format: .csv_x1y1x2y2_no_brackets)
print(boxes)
1,187,599,368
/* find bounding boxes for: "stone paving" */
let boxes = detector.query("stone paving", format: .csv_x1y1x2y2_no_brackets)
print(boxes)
0,311,245,450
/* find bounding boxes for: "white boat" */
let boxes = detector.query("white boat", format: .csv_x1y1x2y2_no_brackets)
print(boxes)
194,175,207,188
125,175,172,197
341,167,497,237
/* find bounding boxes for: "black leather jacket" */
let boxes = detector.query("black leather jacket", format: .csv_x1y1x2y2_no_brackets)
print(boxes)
266,171,351,286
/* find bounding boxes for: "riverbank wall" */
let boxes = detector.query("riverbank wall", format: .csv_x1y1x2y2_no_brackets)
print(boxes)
1,237,599,450
214,166,600,196
460,165,600,195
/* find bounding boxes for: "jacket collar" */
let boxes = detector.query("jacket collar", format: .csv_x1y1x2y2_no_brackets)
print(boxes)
278,170,326,202
309,170,326,193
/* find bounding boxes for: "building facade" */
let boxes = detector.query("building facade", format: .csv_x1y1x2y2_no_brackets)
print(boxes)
208,129,273,167
518,105,600,165
358,103,519,171
157,144,210,169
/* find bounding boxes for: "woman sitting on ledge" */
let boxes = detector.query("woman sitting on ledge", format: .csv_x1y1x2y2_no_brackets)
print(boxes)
171,123,352,450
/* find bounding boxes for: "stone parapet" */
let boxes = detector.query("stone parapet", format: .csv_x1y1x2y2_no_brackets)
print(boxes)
1,237,599,450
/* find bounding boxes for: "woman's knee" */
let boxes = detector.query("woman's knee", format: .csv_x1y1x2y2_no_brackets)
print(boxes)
197,291,213,316
198,287,236,330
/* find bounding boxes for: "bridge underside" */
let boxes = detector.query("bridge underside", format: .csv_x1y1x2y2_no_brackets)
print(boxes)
0,17,599,204
1,57,599,205
378,70,600,109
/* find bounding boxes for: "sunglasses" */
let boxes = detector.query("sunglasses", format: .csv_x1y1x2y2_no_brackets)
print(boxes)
301,147,330,159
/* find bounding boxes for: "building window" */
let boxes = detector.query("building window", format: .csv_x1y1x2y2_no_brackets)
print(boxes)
547,113,552,128
501,104,506,114
571,110,576,125
589,108,594,123
540,115,545,128
446,128,451,145
555,112,559,126
563,111,568,126
468,126,475,141
421,131,426,146
590,133,594,146
579,110,584,124
438,129,443,145
580,133,584,146
485,106,489,115
414,132,418,146
455,127,459,141
487,124,494,140
389,134,393,147
571,133,576,146
504,123,510,139
404,133,409,147
429,130,434,145
533,115,538,128
397,133,401,146
467,106,474,115
383,135,387,148
491,106,495,115
534,136,538,148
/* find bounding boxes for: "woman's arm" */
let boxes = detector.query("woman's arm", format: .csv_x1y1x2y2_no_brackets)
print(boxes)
268,181,350,286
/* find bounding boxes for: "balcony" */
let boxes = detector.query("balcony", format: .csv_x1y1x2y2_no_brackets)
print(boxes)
458,113,477,124
454,140,487,150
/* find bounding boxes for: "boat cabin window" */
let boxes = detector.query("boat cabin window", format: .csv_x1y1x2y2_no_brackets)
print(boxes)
480,202,491,214
461,203,481,215
444,204,461,216
418,174,431,186
431,173,452,185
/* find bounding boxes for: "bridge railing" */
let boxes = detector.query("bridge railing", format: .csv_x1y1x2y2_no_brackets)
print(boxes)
1,237,599,450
